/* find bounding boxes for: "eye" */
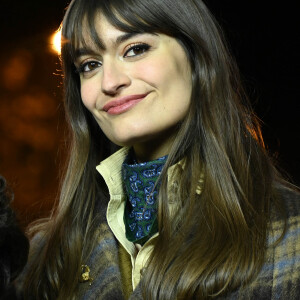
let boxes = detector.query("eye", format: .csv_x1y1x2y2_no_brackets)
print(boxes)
124,43,151,58
78,61,102,74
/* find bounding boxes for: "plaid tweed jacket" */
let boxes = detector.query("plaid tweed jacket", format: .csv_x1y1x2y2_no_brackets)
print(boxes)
73,184,300,300
20,185,300,299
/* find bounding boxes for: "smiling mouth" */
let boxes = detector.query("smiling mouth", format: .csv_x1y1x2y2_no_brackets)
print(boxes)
103,93,149,115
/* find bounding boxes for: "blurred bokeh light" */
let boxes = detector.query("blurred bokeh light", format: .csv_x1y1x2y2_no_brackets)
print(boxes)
51,29,62,55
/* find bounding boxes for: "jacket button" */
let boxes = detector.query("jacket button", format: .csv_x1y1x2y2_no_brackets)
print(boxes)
140,267,146,276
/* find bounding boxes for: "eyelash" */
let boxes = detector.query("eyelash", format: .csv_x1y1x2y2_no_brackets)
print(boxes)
124,43,151,58
76,43,151,74
77,61,102,74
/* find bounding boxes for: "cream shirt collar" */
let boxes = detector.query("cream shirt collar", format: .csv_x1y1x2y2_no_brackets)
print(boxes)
96,147,129,197
95,147,187,197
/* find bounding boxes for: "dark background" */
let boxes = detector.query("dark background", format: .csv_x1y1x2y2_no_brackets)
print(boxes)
0,0,299,228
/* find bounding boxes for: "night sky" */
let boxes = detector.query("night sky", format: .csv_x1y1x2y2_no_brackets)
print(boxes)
1,1,299,227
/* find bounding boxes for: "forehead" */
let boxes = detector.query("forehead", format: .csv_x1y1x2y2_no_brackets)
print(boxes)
75,12,142,51
86,13,124,43
77,13,150,55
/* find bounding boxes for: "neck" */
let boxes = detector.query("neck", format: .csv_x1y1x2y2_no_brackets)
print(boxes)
133,139,172,163
132,127,177,163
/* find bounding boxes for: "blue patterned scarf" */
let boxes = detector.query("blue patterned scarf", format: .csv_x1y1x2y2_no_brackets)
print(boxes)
122,152,167,245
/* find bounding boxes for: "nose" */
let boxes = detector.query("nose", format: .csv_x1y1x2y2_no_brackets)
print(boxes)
101,60,131,95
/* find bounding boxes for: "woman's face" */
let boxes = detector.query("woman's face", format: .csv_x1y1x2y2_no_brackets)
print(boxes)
75,14,192,160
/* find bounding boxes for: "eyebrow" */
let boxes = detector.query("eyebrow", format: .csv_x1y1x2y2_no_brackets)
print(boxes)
74,32,150,60
115,32,141,46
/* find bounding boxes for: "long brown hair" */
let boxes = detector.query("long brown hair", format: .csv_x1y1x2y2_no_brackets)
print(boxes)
24,0,285,299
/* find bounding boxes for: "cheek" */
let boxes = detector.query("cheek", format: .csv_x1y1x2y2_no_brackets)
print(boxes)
135,54,190,92
134,61,162,85
80,79,101,111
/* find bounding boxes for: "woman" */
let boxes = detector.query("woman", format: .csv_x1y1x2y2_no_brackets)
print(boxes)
22,0,300,299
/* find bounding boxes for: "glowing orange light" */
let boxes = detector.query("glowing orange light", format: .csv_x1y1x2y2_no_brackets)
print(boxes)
51,29,62,55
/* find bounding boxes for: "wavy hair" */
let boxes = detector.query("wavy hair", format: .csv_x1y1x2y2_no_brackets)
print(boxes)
23,0,286,299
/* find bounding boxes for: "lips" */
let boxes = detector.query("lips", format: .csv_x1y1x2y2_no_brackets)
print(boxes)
103,93,149,115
